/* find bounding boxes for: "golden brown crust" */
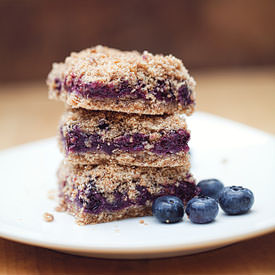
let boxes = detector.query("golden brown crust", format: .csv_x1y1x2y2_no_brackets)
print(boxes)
61,149,190,168
58,161,192,194
59,197,152,225
51,94,195,115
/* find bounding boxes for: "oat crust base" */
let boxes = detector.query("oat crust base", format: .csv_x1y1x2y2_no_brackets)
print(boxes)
59,197,152,225
61,145,190,167
50,92,195,115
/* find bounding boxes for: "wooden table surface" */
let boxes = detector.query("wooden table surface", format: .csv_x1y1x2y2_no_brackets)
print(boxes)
0,68,274,274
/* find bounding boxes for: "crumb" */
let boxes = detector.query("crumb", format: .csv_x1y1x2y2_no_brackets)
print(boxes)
55,198,67,212
43,212,54,222
221,158,228,164
47,189,56,200
55,205,66,212
139,220,148,225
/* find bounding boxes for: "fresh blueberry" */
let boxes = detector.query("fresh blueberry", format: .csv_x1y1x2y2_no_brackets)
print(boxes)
186,196,219,224
197,179,224,200
219,186,254,215
152,195,184,223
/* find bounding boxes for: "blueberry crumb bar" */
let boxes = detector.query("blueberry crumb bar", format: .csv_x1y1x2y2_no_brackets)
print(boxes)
57,161,199,224
59,108,191,167
47,46,196,115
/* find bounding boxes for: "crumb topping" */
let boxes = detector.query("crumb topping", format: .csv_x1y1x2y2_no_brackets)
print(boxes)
47,189,56,200
47,46,196,115
43,212,54,222
47,45,196,89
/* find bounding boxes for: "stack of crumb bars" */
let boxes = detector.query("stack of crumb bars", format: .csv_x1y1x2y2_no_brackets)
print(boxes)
47,46,199,224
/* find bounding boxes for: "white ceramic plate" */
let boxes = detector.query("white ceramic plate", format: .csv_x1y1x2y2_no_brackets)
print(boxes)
0,112,274,259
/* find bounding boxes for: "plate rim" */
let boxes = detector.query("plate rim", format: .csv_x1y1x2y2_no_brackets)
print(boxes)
0,222,274,256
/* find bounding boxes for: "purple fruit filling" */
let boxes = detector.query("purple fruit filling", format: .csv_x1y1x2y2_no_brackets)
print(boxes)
76,178,199,214
64,76,145,100
55,76,193,107
152,129,190,154
178,84,193,106
113,133,148,152
62,127,190,155
151,80,176,103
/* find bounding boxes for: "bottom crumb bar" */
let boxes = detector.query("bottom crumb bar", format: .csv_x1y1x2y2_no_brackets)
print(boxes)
58,161,199,225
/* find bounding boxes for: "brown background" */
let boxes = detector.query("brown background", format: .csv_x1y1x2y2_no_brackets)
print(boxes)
0,0,274,83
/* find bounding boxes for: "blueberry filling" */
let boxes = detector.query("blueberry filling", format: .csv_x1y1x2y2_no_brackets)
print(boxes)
152,129,190,154
151,80,176,103
55,76,193,107
63,127,190,155
178,84,193,106
66,128,107,153
76,178,198,214
114,133,148,152
63,76,145,100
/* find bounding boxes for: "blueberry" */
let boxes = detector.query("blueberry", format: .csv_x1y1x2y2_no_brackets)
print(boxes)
219,186,254,215
97,120,109,130
186,196,219,224
152,195,184,223
197,179,224,200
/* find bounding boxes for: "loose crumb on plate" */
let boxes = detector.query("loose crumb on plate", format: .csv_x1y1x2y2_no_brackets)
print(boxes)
139,219,145,224
43,212,54,222
47,189,56,200
55,198,67,212
55,205,66,212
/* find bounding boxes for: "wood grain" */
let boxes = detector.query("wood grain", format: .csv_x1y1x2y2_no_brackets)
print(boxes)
0,68,274,274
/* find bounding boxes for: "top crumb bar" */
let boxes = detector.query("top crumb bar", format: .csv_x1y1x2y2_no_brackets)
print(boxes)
47,45,196,115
